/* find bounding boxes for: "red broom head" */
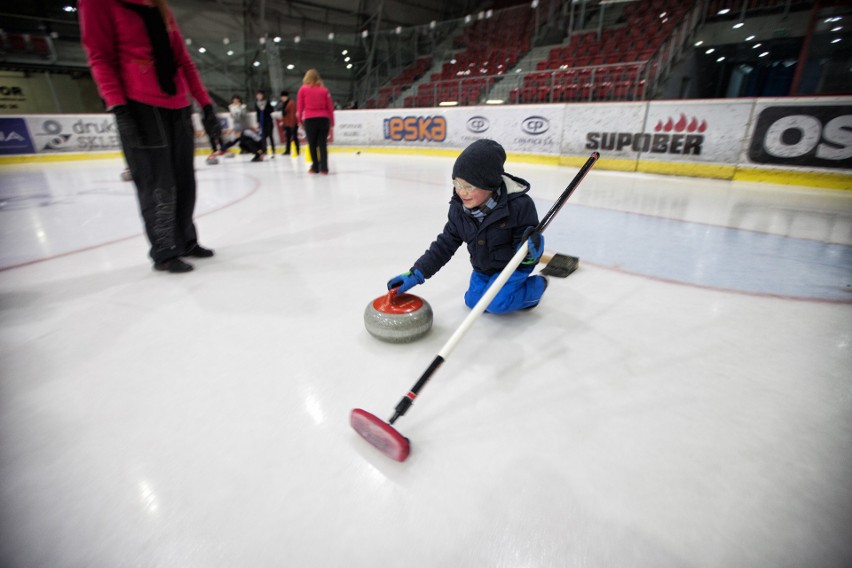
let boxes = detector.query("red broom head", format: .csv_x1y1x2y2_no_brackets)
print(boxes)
350,408,410,462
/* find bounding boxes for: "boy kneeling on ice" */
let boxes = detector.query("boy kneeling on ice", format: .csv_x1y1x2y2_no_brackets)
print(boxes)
387,139,547,313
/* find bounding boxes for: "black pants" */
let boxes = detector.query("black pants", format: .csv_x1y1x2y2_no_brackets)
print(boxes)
260,130,275,155
282,125,299,155
117,100,199,263
303,117,329,173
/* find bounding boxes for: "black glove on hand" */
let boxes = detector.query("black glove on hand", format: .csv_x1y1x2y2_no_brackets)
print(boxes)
112,105,142,149
202,104,222,141
520,226,544,265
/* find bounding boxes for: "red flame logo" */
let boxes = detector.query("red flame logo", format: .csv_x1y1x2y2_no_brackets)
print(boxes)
654,113,707,133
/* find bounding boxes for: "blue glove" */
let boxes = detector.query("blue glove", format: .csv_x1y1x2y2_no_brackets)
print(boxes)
520,227,544,265
387,268,425,294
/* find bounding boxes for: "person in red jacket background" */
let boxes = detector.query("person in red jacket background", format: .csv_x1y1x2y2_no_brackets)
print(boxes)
278,90,299,156
297,69,335,175
79,0,220,273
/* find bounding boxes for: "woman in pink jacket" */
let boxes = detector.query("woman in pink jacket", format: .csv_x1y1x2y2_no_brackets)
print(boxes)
79,0,220,273
297,69,335,175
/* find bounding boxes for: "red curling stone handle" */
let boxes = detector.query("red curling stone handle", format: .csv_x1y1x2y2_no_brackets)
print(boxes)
373,288,424,314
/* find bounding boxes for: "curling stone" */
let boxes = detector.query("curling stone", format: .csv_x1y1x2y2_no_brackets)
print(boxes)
120,169,133,182
364,290,433,343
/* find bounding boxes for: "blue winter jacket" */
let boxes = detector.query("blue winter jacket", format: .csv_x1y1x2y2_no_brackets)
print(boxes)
413,173,539,278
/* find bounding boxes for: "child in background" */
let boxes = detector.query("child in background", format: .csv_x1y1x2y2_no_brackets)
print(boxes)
278,90,299,156
386,139,547,314
220,95,249,157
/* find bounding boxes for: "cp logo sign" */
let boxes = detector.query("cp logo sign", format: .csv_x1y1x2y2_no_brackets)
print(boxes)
521,116,550,135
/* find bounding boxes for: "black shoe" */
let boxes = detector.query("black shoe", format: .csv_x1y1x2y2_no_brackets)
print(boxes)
154,258,194,273
184,244,215,258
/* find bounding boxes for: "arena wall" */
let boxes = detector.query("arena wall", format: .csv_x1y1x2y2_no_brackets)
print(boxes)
1,97,850,190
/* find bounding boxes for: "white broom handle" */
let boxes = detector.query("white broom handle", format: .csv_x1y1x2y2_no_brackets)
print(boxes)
437,240,530,360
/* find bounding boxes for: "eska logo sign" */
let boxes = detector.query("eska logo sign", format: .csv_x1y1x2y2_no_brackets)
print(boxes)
383,116,447,142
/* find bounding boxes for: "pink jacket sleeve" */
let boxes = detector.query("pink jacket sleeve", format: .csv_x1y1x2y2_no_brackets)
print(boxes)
79,0,125,109
326,90,335,127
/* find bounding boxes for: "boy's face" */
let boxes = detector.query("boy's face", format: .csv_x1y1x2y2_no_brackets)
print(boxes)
453,177,492,208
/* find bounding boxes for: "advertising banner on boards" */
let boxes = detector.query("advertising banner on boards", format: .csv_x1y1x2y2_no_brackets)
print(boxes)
640,100,753,164
560,102,646,159
0,117,35,154
340,105,566,155
744,97,852,171
379,109,450,147
438,105,564,155
25,114,121,153
332,110,370,145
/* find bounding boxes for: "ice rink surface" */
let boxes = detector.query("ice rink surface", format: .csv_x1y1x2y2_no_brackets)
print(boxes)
1,151,851,567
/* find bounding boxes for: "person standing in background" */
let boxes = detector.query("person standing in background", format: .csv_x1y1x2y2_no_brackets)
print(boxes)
297,69,334,175
79,0,220,273
227,95,249,146
278,90,299,156
255,90,275,158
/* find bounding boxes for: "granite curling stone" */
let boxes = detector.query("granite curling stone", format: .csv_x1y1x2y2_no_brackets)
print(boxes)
364,290,433,343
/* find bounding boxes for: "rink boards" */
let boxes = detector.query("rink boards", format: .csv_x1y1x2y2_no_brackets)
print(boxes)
1,96,850,189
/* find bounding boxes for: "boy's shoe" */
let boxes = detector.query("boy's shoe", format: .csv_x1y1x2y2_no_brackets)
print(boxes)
521,276,548,310
154,258,194,273
320,171,329,175
251,153,263,162
308,169,317,174
184,244,215,258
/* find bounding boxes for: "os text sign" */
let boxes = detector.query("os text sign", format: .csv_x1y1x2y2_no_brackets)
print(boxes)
748,105,852,169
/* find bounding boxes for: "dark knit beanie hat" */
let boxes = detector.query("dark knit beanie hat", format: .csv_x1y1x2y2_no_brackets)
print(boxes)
452,139,506,192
